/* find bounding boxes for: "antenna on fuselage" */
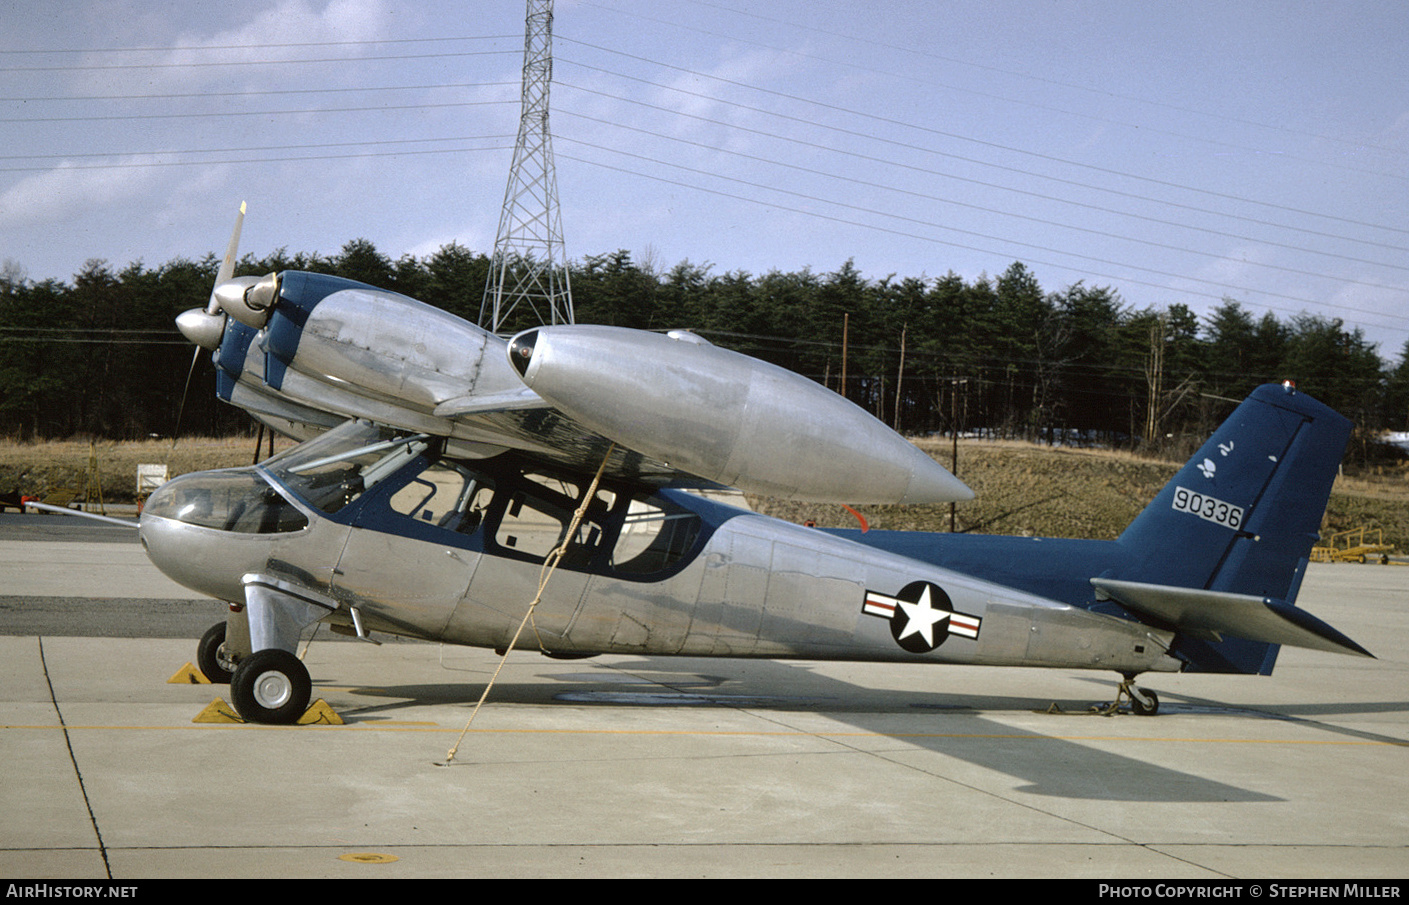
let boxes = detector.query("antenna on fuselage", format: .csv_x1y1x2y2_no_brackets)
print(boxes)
480,0,574,334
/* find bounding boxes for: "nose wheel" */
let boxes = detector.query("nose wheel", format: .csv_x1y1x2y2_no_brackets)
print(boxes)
230,649,311,724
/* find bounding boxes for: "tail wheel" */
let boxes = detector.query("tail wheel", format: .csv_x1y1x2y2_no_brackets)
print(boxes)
1129,686,1160,716
230,649,311,725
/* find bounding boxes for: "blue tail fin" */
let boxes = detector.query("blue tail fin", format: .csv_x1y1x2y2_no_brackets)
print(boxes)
1105,383,1364,673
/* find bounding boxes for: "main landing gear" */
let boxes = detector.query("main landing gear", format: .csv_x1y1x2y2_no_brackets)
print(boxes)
1079,675,1159,716
197,573,335,724
195,620,314,725
197,622,237,684
229,649,312,725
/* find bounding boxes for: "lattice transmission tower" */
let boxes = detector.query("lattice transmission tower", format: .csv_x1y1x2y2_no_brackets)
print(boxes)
480,0,574,333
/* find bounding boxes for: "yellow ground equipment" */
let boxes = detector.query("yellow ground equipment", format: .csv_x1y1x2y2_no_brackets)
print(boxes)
1311,527,1395,564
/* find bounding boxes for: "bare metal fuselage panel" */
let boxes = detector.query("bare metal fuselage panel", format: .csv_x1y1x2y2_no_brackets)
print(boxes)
139,422,1178,677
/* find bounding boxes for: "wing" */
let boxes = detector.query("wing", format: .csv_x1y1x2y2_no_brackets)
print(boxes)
179,270,971,504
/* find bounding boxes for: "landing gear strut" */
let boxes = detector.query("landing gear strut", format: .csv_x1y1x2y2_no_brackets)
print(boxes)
1116,676,1159,716
1085,676,1160,716
222,572,333,723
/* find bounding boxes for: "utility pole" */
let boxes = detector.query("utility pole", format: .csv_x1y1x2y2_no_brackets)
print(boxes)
1144,313,1165,447
840,312,849,400
943,375,969,532
480,0,573,333
893,323,906,431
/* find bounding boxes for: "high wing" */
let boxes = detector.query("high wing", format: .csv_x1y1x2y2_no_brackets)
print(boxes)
177,270,972,506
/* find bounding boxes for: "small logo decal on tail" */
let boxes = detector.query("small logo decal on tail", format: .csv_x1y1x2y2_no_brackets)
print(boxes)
864,581,982,653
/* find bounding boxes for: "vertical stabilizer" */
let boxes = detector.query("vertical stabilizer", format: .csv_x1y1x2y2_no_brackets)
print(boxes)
1111,383,1353,672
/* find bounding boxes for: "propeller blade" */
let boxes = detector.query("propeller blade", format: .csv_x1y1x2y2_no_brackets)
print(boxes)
172,345,202,448
178,200,245,445
207,201,246,315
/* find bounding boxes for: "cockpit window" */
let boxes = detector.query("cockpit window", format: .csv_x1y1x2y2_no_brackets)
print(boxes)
611,496,701,574
493,472,610,564
264,421,429,514
388,461,494,536
259,425,708,575
487,474,700,576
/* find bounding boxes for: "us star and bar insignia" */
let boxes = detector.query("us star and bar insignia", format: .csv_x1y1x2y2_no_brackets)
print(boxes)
863,581,982,653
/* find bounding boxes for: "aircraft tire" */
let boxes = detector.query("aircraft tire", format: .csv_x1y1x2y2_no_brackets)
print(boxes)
197,622,235,684
230,649,311,725
1129,688,1159,716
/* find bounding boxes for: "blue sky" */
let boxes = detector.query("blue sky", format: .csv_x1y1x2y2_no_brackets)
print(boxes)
2,0,1406,355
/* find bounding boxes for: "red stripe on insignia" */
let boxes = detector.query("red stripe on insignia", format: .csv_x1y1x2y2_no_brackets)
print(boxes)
863,593,896,617
950,614,980,638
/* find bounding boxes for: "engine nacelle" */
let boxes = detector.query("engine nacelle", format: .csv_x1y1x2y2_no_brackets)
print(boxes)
507,325,973,505
206,272,532,443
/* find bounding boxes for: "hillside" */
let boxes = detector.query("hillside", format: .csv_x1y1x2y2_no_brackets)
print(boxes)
4,435,1406,553
752,438,1409,552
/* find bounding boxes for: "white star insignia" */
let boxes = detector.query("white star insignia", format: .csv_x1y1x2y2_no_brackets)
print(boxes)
894,585,952,647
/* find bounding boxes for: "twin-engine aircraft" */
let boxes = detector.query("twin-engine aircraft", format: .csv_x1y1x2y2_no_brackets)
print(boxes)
140,213,1371,724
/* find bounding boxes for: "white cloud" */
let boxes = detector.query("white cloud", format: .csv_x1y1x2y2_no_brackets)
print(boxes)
73,0,394,95
173,0,390,56
0,159,168,229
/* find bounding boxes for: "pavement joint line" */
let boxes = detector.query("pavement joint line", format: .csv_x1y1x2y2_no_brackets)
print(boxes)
36,636,112,879
1,721,1404,744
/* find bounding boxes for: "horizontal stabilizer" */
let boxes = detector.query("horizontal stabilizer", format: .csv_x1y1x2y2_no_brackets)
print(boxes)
1091,577,1373,659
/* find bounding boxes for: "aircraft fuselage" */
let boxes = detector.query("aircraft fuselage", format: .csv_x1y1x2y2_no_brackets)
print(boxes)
139,421,1179,678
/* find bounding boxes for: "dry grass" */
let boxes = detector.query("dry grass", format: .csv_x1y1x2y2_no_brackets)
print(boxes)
0,435,284,503
752,438,1409,551
5,434,1406,552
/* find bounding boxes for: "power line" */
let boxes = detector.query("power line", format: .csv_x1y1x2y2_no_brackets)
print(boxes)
557,66,1409,262
668,0,1409,161
4,10,1402,347
556,43,1409,239
556,147,1409,336
0,99,513,125
0,137,516,176
587,0,1409,175
0,81,517,104
0,35,518,55
0,49,520,73
556,107,1409,287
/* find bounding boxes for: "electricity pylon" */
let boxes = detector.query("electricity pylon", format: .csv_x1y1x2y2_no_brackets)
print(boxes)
480,0,574,333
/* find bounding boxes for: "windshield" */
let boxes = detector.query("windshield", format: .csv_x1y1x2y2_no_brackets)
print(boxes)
142,468,309,534
263,421,430,514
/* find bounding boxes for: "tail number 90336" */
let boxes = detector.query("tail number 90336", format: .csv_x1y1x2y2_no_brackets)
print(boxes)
1173,486,1244,529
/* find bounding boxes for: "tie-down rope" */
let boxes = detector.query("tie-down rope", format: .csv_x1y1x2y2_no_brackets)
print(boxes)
438,443,616,766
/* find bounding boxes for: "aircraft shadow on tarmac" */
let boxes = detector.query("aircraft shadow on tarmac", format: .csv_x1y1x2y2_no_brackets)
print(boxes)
313,653,1314,804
